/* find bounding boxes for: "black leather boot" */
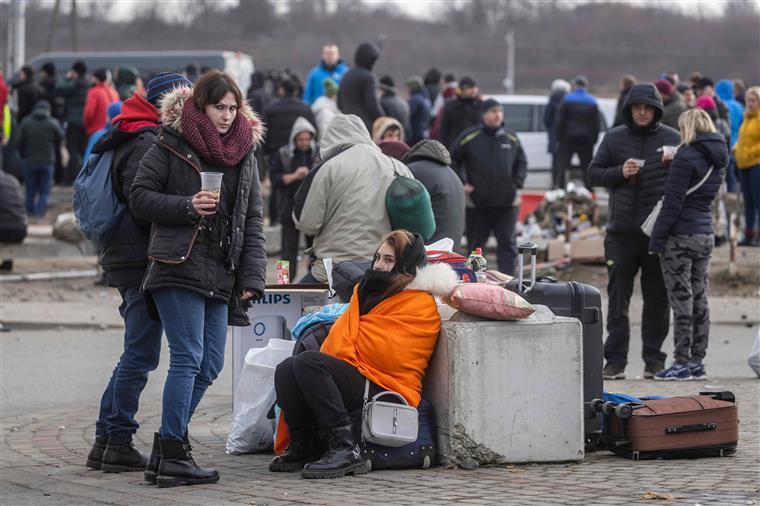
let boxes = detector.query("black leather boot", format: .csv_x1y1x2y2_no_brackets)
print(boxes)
301,425,369,479
156,438,219,488
144,433,161,484
269,427,321,472
85,435,108,470
101,435,148,473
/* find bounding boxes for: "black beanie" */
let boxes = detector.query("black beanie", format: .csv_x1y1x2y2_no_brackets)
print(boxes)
481,98,502,114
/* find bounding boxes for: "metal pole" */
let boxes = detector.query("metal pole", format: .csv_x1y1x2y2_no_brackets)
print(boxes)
71,0,78,51
505,29,515,94
4,2,14,77
10,0,26,74
47,0,62,52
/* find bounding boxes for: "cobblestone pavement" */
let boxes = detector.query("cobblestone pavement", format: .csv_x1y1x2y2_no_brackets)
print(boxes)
1,379,758,506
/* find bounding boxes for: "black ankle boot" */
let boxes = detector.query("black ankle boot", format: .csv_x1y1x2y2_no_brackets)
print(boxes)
301,425,369,479
156,438,219,488
101,435,148,473
144,433,161,484
269,427,321,472
85,435,108,470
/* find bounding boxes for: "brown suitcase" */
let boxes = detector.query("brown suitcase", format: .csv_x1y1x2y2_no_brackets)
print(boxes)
600,392,739,460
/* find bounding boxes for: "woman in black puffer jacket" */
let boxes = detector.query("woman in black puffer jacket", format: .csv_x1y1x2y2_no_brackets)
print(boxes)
650,108,728,382
130,71,266,488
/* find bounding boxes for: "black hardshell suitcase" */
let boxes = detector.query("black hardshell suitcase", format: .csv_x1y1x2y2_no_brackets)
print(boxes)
506,242,604,450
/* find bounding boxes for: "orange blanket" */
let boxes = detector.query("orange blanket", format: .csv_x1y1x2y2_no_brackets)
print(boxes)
320,285,441,407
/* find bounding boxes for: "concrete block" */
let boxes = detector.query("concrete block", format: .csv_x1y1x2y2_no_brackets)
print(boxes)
425,305,584,466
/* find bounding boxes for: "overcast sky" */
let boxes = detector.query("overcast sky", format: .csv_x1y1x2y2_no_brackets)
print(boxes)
49,0,756,22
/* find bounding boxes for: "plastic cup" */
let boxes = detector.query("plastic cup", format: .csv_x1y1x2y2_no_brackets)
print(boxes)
662,145,678,157
200,172,223,209
630,159,645,185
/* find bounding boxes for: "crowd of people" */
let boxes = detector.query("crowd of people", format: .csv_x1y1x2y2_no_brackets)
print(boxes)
0,40,758,486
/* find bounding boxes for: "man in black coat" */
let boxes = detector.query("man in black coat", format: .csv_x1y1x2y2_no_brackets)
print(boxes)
587,83,680,381
438,75,481,150
402,140,465,249
263,78,316,225
451,99,527,275
84,73,191,474
13,65,43,124
337,42,384,131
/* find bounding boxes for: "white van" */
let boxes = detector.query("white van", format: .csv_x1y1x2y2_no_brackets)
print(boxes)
486,94,617,189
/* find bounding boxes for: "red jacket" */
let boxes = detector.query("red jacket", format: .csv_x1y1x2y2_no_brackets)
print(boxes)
112,92,160,133
83,82,119,135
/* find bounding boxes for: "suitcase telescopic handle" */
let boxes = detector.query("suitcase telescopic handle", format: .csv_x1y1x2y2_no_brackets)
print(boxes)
664,423,717,434
516,242,538,294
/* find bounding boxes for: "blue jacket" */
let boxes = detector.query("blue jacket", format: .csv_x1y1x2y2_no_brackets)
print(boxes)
555,88,600,144
715,79,744,146
649,132,728,254
303,60,349,105
408,90,431,145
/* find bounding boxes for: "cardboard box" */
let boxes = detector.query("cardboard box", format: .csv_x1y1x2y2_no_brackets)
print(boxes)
231,284,331,407
571,238,605,263
546,236,605,264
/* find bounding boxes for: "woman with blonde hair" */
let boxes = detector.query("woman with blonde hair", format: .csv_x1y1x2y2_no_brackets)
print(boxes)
650,108,728,381
733,86,760,246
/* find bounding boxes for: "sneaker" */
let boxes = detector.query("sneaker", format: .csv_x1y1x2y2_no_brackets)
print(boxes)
688,361,708,380
654,362,692,381
603,363,626,380
643,362,665,379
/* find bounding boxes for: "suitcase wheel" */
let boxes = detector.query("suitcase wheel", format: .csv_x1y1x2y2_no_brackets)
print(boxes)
614,404,633,419
590,399,605,412
602,402,617,415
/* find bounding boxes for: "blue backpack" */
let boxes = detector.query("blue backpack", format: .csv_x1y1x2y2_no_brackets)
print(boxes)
72,150,126,252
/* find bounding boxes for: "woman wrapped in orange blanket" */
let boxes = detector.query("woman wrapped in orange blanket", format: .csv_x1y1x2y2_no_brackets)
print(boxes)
271,230,457,479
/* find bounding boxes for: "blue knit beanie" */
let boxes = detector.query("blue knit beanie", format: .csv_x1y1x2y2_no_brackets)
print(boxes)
146,72,192,106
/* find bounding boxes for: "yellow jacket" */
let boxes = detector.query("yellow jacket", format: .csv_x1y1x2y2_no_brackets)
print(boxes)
734,110,760,169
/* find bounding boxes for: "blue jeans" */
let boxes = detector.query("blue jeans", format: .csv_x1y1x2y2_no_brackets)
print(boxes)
96,287,163,438
725,155,738,193
152,288,228,441
23,163,53,216
739,164,760,232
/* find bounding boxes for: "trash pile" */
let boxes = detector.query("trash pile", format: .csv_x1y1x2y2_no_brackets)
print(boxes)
516,180,606,264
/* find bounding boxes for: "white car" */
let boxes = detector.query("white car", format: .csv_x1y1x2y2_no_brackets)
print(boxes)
486,94,617,189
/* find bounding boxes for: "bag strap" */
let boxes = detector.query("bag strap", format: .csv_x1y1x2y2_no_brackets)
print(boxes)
363,377,370,405
685,166,713,196
389,157,400,178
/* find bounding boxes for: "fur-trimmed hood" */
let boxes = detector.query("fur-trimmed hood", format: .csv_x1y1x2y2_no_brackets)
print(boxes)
158,86,265,148
405,263,458,297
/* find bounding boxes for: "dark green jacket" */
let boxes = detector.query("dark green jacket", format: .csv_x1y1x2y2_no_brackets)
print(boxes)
56,76,89,125
17,105,64,165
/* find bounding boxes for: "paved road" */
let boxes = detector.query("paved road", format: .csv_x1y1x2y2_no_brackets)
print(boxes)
2,323,757,419
1,324,758,505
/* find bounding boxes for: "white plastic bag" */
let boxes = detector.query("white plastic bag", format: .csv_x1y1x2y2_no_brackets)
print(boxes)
748,329,760,378
226,338,294,454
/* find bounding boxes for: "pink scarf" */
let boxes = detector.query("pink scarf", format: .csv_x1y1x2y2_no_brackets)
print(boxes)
180,98,253,167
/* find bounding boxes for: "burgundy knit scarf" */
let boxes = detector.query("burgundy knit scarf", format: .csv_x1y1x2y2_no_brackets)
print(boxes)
180,98,253,167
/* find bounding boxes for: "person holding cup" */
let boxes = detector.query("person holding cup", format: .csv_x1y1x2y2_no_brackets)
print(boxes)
130,70,266,487
649,108,727,380
587,83,680,381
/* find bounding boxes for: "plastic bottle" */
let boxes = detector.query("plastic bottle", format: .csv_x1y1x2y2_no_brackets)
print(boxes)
467,248,488,282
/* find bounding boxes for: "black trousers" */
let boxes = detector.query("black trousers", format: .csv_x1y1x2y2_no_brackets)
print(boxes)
555,140,594,189
0,228,27,243
603,232,670,367
274,351,380,431
64,123,88,185
281,217,300,280
467,206,518,275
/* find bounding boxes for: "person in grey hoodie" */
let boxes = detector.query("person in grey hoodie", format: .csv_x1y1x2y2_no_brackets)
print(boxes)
269,117,318,279
402,140,465,248
16,100,64,216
